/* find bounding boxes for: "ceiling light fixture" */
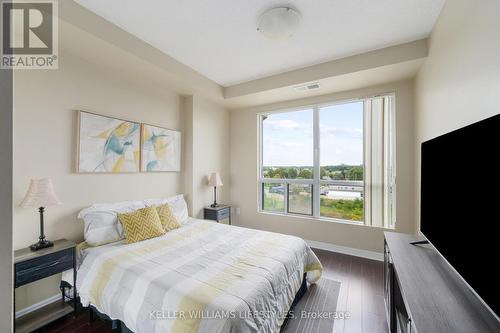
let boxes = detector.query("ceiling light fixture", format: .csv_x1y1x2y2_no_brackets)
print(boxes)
257,7,301,40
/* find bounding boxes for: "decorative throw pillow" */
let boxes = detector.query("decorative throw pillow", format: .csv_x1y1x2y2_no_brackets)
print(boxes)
118,206,165,244
143,194,190,224
156,204,181,232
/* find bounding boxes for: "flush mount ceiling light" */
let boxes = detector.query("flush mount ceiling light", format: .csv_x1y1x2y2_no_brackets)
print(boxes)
257,7,301,40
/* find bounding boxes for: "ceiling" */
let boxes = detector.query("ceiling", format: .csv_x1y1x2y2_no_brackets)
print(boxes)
75,0,445,87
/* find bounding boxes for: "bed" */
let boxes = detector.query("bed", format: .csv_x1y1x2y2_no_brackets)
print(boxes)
69,197,323,333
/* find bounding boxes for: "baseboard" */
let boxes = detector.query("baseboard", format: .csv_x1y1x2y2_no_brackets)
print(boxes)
306,239,384,261
15,293,61,319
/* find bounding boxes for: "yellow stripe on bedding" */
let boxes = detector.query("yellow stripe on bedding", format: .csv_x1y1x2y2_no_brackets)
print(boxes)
305,262,323,272
171,233,290,333
89,222,214,307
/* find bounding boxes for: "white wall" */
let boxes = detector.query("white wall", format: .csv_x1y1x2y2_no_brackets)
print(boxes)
182,96,230,218
0,60,13,332
192,97,230,217
414,0,500,230
229,80,415,253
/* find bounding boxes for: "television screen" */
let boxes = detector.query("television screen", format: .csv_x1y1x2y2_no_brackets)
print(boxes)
420,113,500,317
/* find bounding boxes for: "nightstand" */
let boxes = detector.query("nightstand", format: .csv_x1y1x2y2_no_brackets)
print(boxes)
14,239,77,333
204,205,231,225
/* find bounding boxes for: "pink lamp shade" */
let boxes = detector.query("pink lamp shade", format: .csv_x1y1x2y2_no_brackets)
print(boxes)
20,178,62,208
208,172,223,187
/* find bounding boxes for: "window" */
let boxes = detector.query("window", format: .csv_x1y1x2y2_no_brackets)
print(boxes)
262,183,285,212
259,96,396,228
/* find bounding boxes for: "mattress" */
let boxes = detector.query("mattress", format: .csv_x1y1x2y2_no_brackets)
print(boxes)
75,218,323,333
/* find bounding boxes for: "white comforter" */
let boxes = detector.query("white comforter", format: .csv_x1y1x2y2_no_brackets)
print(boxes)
75,218,323,333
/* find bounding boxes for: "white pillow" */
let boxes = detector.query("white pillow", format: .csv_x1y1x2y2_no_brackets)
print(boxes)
143,194,189,223
78,200,146,246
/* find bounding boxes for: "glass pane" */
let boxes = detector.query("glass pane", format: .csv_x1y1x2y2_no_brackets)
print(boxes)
288,184,312,215
319,101,364,222
320,184,364,222
262,183,285,212
262,109,313,179
319,102,364,181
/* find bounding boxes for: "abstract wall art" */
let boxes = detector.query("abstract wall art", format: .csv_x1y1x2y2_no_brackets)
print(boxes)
141,124,181,172
77,111,141,173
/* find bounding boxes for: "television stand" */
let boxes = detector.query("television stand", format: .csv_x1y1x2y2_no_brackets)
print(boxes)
384,232,499,333
409,240,429,245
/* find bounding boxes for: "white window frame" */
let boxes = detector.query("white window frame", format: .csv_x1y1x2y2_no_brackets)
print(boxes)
257,94,396,229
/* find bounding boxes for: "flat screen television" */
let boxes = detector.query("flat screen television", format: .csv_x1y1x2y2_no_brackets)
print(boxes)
420,113,500,318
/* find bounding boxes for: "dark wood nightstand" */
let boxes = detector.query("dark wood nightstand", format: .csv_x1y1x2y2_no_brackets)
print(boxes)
204,205,231,225
14,239,77,333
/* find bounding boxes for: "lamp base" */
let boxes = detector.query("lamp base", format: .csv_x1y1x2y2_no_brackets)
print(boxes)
210,203,220,208
30,239,54,251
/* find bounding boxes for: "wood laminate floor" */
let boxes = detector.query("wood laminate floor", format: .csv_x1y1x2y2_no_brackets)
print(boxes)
36,249,388,333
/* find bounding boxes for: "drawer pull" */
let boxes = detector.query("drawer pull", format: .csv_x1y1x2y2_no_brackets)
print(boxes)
34,261,60,270
19,259,66,275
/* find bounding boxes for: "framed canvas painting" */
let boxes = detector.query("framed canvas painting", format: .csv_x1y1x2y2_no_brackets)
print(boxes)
141,124,181,172
77,111,141,173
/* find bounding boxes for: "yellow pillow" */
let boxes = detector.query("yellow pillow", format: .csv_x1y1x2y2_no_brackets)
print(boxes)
118,206,165,244
156,204,181,232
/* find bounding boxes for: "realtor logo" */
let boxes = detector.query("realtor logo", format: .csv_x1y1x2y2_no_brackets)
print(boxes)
1,0,58,69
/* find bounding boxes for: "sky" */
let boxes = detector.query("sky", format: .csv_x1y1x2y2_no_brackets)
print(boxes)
263,101,363,167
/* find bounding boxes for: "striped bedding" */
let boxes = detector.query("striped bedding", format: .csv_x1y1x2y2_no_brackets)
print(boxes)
76,218,323,333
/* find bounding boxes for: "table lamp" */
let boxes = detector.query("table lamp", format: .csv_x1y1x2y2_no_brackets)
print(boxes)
20,178,61,251
208,172,223,208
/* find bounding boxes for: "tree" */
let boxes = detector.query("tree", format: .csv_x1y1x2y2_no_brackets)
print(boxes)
348,166,363,180
287,167,298,179
332,172,344,180
275,167,286,179
265,168,275,178
320,167,327,179
338,164,348,180
298,168,312,179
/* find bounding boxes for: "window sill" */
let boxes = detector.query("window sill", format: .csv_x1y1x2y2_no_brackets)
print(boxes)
258,210,396,230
